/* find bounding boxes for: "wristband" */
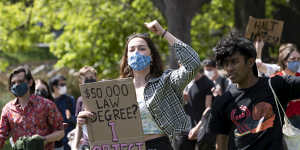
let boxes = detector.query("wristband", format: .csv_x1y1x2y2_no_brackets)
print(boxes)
161,29,167,38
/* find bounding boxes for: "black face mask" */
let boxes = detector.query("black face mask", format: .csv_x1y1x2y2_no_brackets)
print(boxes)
84,78,96,83
11,82,28,97
35,89,49,98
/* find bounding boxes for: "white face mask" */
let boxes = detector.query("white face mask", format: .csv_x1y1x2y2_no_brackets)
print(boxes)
59,86,67,95
204,70,215,80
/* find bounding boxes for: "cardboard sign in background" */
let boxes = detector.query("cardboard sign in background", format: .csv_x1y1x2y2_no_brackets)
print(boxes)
245,16,284,45
79,78,145,150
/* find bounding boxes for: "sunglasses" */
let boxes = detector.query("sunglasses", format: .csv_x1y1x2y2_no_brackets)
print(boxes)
127,33,150,41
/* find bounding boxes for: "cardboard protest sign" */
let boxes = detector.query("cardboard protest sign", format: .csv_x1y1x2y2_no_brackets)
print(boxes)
79,78,145,150
245,16,284,45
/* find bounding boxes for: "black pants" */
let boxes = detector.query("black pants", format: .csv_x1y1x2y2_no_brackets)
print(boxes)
145,136,173,150
172,132,195,150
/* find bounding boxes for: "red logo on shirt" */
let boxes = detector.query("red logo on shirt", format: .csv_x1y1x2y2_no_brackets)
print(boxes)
231,102,275,136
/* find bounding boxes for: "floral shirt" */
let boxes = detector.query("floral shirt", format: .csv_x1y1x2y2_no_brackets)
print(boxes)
0,95,64,150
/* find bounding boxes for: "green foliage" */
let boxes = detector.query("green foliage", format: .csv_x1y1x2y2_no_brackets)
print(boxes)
46,0,165,78
191,0,234,59
0,0,165,78
0,2,48,49
1,0,288,77
0,1,56,71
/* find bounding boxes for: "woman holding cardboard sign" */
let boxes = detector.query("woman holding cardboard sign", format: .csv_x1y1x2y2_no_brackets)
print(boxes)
118,20,201,150
77,20,201,150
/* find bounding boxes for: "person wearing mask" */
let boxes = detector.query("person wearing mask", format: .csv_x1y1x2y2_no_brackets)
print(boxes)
72,66,98,150
49,74,76,150
183,67,215,150
208,33,300,150
77,20,201,150
35,79,54,101
255,41,300,129
0,65,64,150
202,59,231,96
255,41,300,76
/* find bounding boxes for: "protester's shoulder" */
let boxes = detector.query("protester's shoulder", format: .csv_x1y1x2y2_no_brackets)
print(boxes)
64,94,75,100
212,91,234,111
1,100,16,113
269,75,287,86
197,76,214,88
202,75,214,84
149,68,187,84
61,94,75,103
34,95,57,108
257,76,289,93
158,69,173,79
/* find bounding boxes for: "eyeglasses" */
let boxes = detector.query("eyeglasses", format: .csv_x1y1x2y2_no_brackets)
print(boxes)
127,33,150,41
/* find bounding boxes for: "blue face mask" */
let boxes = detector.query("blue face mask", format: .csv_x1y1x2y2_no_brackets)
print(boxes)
287,61,300,73
128,52,151,71
10,82,29,97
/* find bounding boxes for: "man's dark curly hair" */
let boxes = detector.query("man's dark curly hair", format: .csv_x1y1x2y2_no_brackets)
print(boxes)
213,33,258,77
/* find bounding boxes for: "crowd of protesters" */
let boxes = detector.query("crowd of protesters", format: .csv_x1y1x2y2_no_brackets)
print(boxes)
1,19,300,150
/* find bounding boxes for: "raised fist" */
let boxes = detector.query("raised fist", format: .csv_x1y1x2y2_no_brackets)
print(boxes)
144,20,165,36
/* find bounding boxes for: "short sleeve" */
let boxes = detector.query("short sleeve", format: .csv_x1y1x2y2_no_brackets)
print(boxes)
271,75,300,103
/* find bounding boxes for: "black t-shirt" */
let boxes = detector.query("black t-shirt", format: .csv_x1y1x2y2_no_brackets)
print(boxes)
209,76,300,150
185,75,214,125
214,76,231,94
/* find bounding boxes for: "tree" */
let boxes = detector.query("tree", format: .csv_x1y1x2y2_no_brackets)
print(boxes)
150,0,211,68
0,0,56,71
234,0,265,35
190,0,234,59
233,0,300,61
272,0,300,48
0,0,166,78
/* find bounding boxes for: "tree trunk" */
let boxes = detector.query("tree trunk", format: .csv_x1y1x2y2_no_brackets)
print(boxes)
165,4,192,68
150,0,210,68
234,0,265,35
234,0,270,60
273,2,300,48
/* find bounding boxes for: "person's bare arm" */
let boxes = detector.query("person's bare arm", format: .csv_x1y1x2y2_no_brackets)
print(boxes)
205,95,213,108
254,40,268,74
73,126,83,149
43,129,64,144
216,134,229,150
188,106,212,140
144,20,178,46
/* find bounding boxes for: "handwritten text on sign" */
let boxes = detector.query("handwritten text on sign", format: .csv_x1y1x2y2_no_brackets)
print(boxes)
245,16,284,45
80,78,145,150
84,85,139,122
